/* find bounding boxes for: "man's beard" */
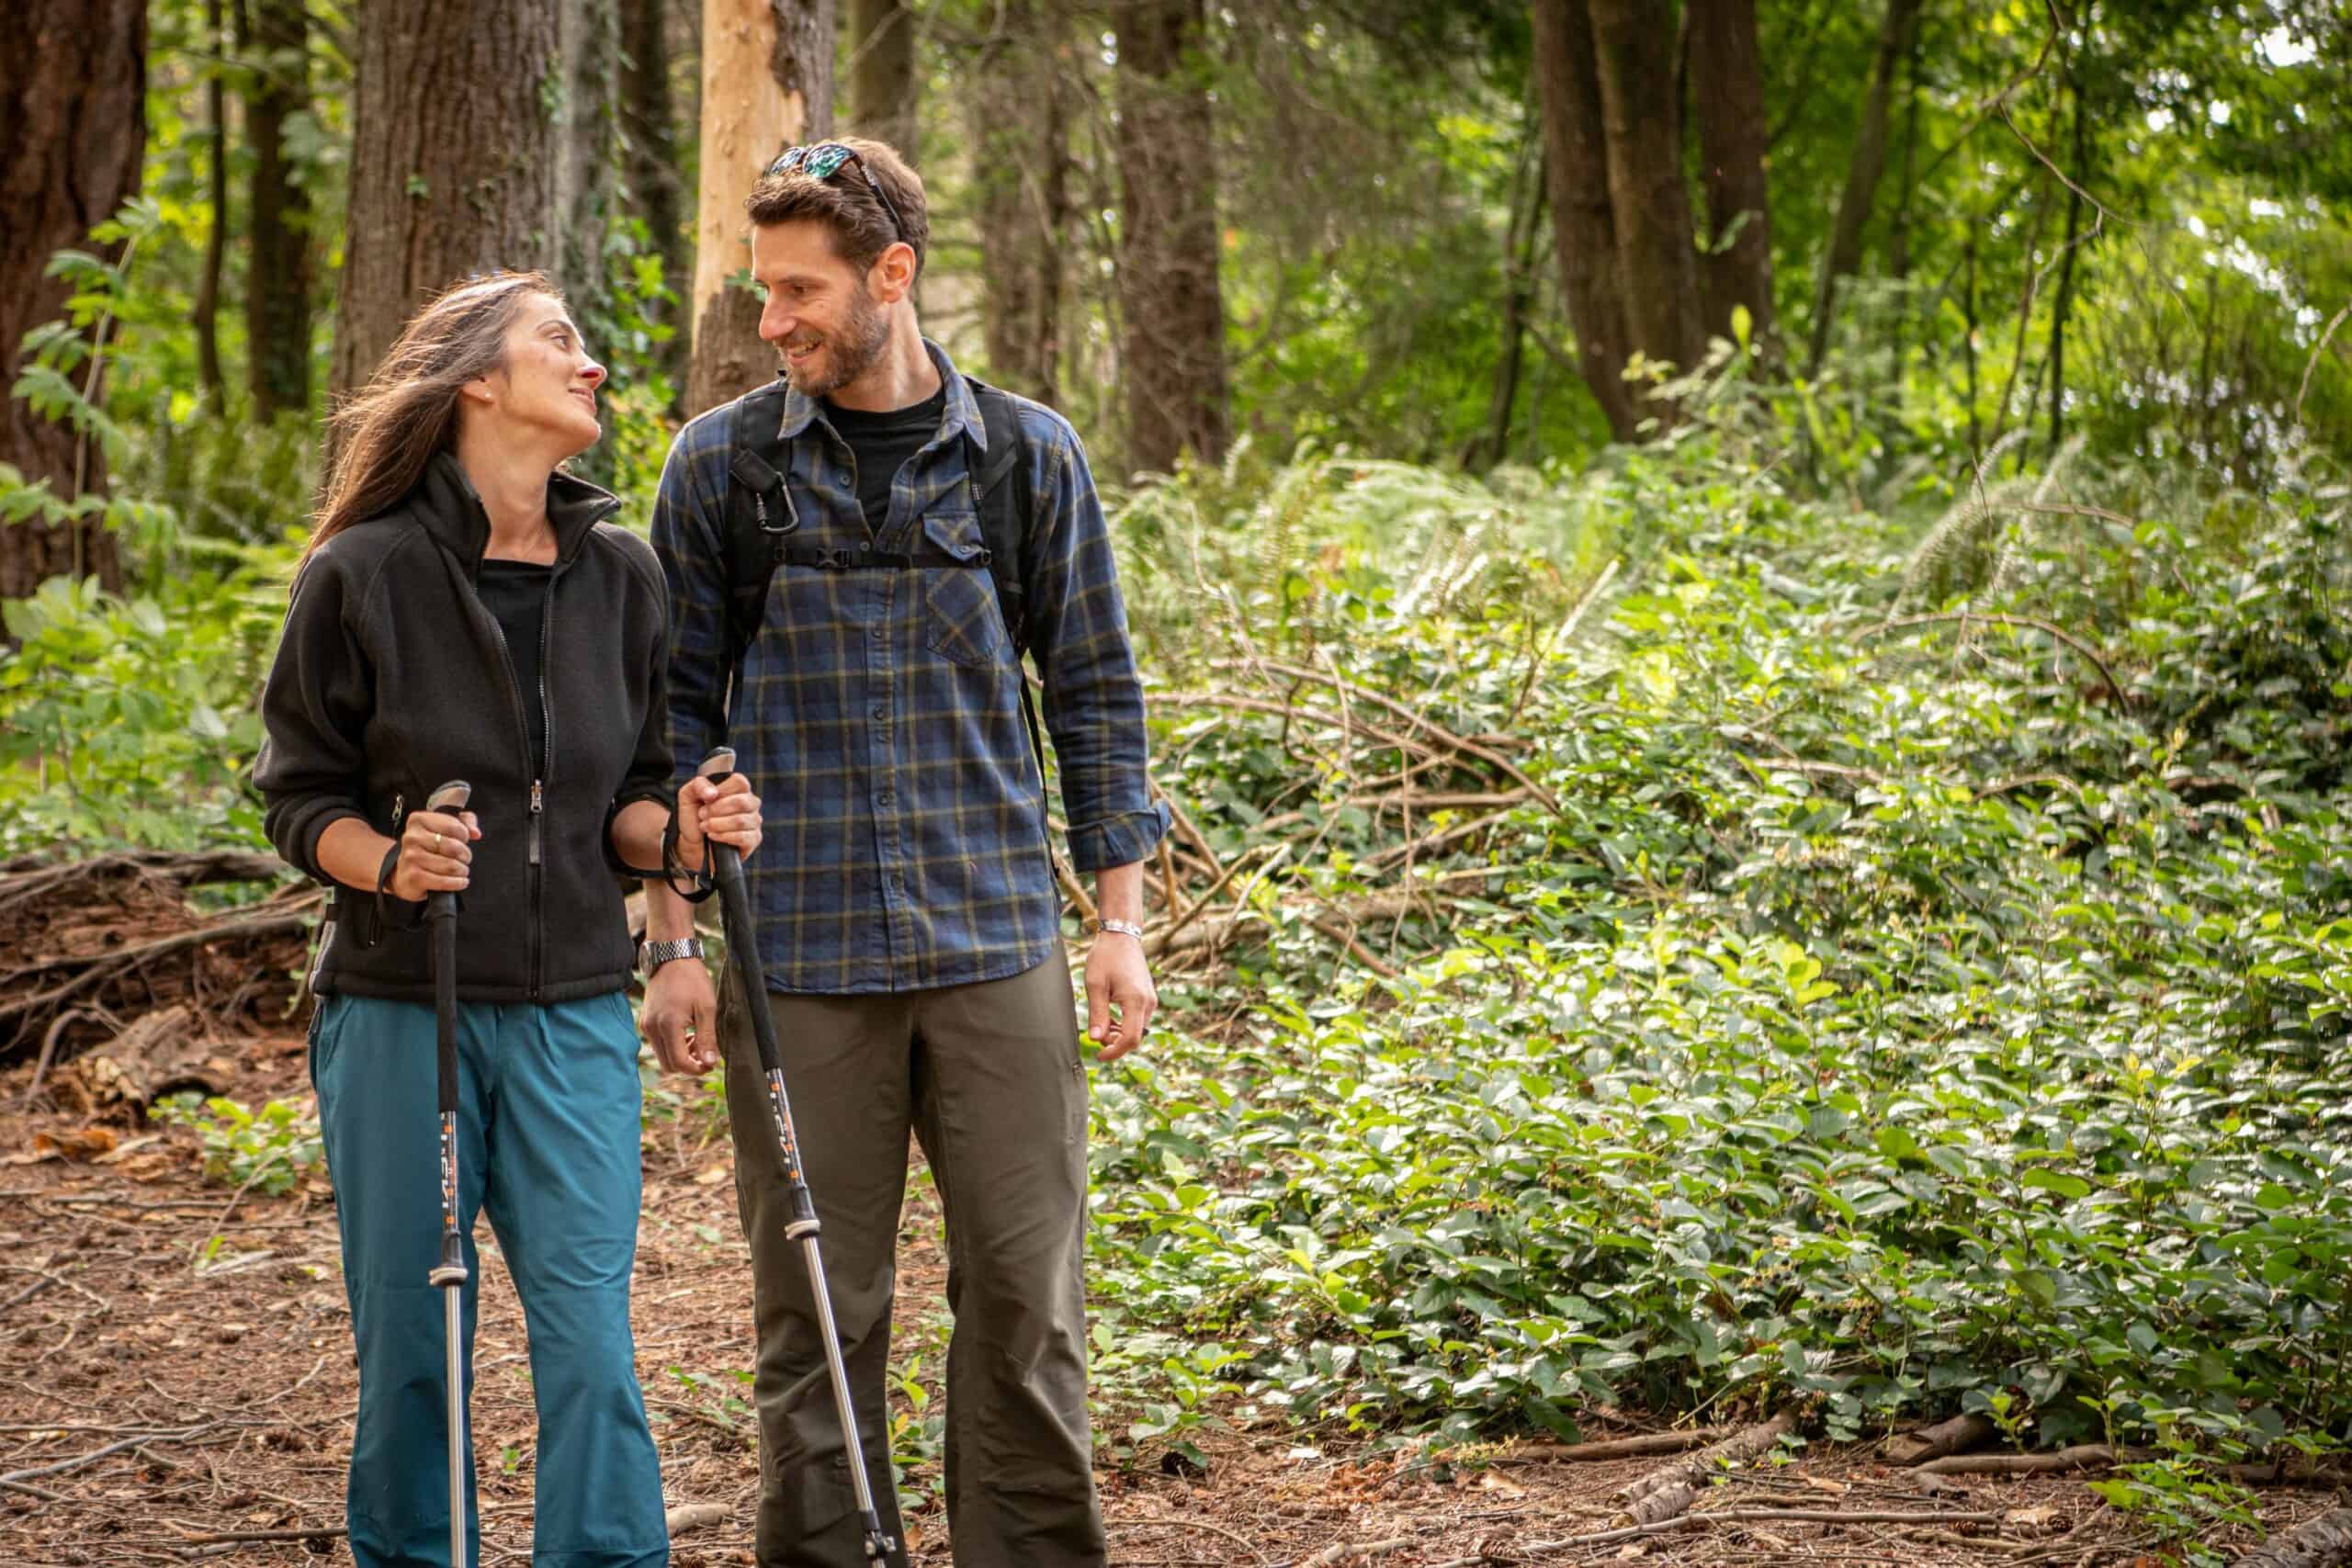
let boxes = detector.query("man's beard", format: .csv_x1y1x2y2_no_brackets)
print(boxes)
784,285,891,398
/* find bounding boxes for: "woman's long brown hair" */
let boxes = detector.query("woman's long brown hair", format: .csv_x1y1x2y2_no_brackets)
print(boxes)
302,272,560,565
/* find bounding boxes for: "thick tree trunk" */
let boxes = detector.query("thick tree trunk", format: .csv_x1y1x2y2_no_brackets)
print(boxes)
1529,0,1637,441
243,0,312,416
686,0,834,417
1587,0,1705,389
553,0,620,321
848,0,916,155
1114,0,1230,474
1687,0,1774,351
1806,0,1925,374
971,0,1069,404
620,0,691,397
331,0,562,395
196,0,229,400
0,0,142,599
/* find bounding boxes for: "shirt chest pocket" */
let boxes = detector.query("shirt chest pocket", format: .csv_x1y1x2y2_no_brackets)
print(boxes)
919,505,1005,669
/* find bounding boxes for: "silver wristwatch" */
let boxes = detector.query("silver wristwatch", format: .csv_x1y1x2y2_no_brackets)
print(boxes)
639,937,707,976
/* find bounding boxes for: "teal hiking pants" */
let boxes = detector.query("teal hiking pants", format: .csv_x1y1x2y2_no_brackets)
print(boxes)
311,991,668,1568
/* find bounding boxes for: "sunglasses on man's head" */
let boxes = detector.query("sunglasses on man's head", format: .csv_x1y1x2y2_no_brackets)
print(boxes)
765,142,908,247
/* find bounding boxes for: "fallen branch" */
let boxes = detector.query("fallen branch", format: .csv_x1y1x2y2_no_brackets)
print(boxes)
1112,1516,1272,1564
1520,1426,1734,1462
0,906,313,1051
1918,1442,2132,1477
663,1502,729,1536
161,1525,348,1547
1294,1537,1414,1567
1886,1412,1997,1467
1524,1506,2003,1553
1617,1412,1797,1527
2238,1507,2352,1568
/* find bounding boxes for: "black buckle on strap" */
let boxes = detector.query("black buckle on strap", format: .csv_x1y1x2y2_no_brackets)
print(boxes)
812,546,856,570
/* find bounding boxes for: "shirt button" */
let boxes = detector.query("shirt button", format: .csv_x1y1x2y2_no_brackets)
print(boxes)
877,790,896,807
871,705,888,720
871,626,886,640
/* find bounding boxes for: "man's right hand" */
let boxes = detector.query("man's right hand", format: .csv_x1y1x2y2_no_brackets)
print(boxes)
641,955,720,1075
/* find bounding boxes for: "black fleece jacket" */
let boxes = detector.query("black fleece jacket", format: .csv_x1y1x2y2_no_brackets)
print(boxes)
254,451,673,1004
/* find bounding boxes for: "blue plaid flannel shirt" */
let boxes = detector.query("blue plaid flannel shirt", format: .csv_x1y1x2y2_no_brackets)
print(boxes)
650,340,1168,993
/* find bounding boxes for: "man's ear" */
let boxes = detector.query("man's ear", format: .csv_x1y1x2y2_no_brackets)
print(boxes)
869,242,917,305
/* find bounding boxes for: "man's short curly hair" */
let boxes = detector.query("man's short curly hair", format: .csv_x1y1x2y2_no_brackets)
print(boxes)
745,136,929,281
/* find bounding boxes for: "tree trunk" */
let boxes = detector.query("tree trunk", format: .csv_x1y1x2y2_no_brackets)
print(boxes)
971,0,1069,404
1529,0,1637,441
848,0,916,155
1806,0,1924,374
195,0,229,400
1687,0,1774,351
1587,0,1705,392
1464,141,1545,470
243,0,312,417
620,0,691,398
553,0,620,324
1114,0,1230,475
331,0,562,396
2046,56,2091,455
0,0,142,599
685,0,834,417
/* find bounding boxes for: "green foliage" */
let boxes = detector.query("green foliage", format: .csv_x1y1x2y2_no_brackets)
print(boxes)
152,1092,325,1195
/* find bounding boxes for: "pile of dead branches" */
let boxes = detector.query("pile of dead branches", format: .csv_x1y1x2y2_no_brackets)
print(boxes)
0,849,312,1089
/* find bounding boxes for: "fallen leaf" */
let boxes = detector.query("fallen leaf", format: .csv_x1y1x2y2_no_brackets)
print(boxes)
1803,1475,1849,1495
93,1133,164,1165
1477,1471,1527,1497
2006,1504,2063,1529
32,1126,119,1161
693,1164,731,1187
1613,1542,1648,1560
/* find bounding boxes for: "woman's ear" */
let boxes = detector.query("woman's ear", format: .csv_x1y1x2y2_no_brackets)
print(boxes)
459,374,497,408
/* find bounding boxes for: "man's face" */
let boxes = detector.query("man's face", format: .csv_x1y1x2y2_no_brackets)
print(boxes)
751,220,891,399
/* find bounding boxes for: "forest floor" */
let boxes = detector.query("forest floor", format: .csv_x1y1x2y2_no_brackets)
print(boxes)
1,1021,2339,1568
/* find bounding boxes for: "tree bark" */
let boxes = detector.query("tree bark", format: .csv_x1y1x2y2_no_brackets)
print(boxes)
972,0,1069,404
1687,0,1774,351
331,0,562,396
620,0,691,397
243,0,312,417
0,0,142,599
1114,0,1230,475
1529,0,1637,441
196,0,229,400
1464,140,1545,469
1806,0,1925,374
2046,55,2091,455
847,0,916,155
1587,0,1705,395
552,0,621,322
686,0,835,417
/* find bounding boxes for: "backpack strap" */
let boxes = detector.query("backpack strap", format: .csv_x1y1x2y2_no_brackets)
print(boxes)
965,378,1049,786
720,377,797,700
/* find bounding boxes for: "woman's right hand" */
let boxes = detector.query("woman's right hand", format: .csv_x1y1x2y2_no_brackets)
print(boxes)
390,809,480,902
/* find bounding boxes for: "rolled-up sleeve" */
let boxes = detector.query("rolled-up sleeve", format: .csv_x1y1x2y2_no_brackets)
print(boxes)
254,558,374,884
1025,423,1168,873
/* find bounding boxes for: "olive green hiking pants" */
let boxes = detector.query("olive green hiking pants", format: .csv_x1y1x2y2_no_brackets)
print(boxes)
718,949,1103,1568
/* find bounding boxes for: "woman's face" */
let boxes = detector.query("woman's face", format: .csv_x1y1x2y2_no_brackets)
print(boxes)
470,293,605,456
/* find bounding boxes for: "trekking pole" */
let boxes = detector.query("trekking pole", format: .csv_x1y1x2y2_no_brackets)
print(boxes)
695,747,897,1563
422,780,472,1568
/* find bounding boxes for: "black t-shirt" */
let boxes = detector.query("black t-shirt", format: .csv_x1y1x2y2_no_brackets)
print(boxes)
825,384,948,533
475,559,551,772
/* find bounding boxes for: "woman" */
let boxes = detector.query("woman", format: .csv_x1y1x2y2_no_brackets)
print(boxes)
255,272,753,1568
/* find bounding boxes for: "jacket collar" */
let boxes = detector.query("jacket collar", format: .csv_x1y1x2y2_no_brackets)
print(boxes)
412,449,621,580
776,337,986,453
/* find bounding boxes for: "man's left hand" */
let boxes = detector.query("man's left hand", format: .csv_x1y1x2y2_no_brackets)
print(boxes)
1084,931,1156,1061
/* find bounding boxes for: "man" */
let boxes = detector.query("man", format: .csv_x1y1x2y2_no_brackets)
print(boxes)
639,136,1165,1568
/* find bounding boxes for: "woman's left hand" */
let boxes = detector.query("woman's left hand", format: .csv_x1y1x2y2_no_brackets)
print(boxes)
677,773,763,865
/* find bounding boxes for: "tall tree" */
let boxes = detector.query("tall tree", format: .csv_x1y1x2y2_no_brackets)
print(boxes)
970,0,1069,405
0,0,143,598
553,0,621,325
195,0,230,400
243,0,313,417
1529,0,1637,439
848,0,917,154
1806,0,1924,373
331,0,562,395
1687,0,1775,349
1114,0,1230,473
686,0,835,417
620,0,692,396
1586,0,1704,387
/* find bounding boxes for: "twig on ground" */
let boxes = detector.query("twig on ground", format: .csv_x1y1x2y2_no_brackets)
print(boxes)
1111,1516,1273,1564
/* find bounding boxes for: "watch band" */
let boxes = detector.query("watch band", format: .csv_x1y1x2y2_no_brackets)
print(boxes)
1097,918,1145,942
640,937,707,975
